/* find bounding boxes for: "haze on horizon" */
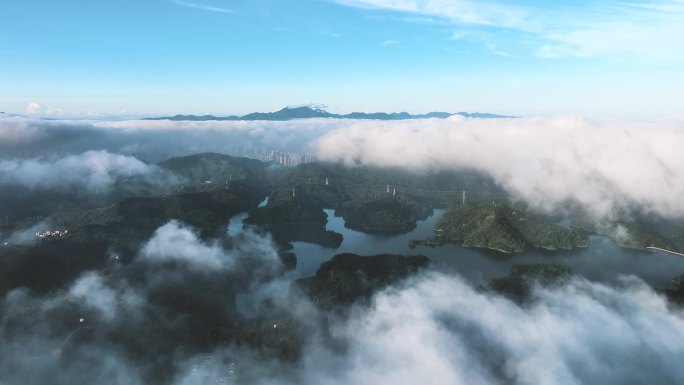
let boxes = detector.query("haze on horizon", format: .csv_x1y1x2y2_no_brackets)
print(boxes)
2,0,684,118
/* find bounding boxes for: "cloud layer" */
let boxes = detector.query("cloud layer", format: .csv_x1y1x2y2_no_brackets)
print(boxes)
3,216,684,384
313,116,684,218
141,220,235,271
140,220,282,275
130,270,684,385
0,220,287,385
3,115,684,219
0,150,175,192
11,271,684,385
284,273,684,385
0,116,349,162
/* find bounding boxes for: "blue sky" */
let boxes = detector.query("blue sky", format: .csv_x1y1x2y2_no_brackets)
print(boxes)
1,0,683,117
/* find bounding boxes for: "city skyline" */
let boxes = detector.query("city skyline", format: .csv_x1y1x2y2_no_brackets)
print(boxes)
2,0,683,118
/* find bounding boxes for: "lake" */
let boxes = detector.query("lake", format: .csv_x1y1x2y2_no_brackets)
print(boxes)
229,207,684,288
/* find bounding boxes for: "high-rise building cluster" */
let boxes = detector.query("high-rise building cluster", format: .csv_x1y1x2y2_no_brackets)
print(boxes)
275,152,315,166
156,144,316,166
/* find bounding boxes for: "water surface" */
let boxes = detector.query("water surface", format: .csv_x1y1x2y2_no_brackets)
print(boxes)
230,207,684,287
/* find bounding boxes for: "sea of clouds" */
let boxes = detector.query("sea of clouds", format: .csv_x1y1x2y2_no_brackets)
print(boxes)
2,115,683,218
2,115,684,383
2,220,684,384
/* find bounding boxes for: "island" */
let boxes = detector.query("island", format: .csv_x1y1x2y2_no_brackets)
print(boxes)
294,253,430,308
244,200,343,248
336,196,432,234
410,204,588,253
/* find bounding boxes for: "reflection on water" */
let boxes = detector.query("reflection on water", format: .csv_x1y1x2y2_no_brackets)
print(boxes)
291,209,444,278
293,209,684,287
229,206,684,287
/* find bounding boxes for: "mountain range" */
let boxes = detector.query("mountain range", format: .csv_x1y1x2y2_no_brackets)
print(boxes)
145,106,515,121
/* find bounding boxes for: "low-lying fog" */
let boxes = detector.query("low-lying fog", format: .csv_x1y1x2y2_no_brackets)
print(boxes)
2,115,682,218
2,115,684,384
3,218,684,384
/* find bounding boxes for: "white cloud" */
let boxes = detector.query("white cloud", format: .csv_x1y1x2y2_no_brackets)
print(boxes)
288,273,684,385
0,116,352,163
168,272,684,385
0,117,49,144
6,211,684,384
332,0,528,27
6,115,684,220
140,221,282,274
313,116,684,219
26,102,65,116
332,0,684,60
45,106,64,115
169,0,238,14
450,31,466,40
26,101,44,115
0,150,174,191
7,221,50,246
69,272,142,321
140,220,232,271
95,117,350,135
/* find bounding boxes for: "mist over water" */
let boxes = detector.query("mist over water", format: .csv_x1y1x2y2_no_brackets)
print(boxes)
2,115,684,384
8,239,684,385
227,210,684,385
1,193,683,385
5,0,684,380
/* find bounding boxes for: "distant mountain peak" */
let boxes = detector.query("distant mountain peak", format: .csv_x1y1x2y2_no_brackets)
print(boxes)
145,107,516,121
284,104,328,112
